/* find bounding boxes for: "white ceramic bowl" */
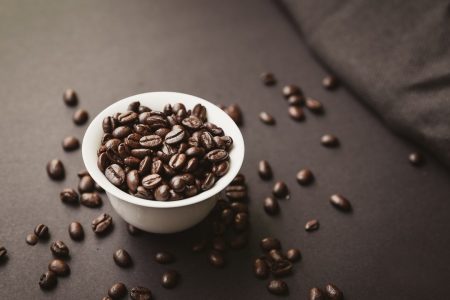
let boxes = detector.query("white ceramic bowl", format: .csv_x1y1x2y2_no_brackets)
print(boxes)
82,92,245,233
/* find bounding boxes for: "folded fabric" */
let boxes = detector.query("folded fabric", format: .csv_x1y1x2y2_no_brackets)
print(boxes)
279,0,450,167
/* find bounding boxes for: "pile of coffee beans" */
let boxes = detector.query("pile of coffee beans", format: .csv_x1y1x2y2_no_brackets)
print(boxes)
97,101,233,201
102,282,154,300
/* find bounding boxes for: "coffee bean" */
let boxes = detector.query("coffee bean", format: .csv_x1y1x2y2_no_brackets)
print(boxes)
68,222,84,241
206,149,228,162
128,101,141,112
272,181,289,198
48,259,70,276
108,282,128,299
261,72,276,86
63,89,78,106
113,126,132,139
98,152,109,172
78,175,95,193
60,188,79,205
201,173,216,191
309,287,326,300
134,186,154,200
130,286,152,300
213,161,230,177
118,111,138,124
103,116,117,133
325,284,343,300
409,151,424,166
288,106,305,121
322,75,338,89
50,241,70,258
35,224,49,239
264,197,279,215
230,173,246,185
267,279,288,295
0,246,7,260
182,116,203,129
91,213,113,234
229,234,248,250
321,134,339,147
230,202,248,213
142,174,162,190
113,249,132,268
140,135,163,148
204,122,225,136
127,223,141,236
258,160,272,180
282,84,302,98
287,94,304,106
102,297,113,300
73,109,89,125
330,194,352,212
234,212,248,231
105,164,125,186
154,184,170,201
208,250,225,268
260,237,281,251
254,258,269,279
62,136,80,151
296,169,314,185
161,270,179,289
259,111,275,125
305,98,324,113
286,248,301,262
305,219,319,232
223,104,242,125
225,185,247,201
39,271,57,290
138,156,152,175
126,170,139,193
268,250,293,277
46,159,65,180
131,148,151,159
155,251,175,264
26,233,39,246
169,153,187,170
80,192,103,208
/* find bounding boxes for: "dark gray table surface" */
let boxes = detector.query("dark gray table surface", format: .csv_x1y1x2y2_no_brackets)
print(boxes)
1,0,450,299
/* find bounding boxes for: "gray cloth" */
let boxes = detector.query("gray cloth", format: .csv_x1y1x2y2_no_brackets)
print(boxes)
279,0,450,167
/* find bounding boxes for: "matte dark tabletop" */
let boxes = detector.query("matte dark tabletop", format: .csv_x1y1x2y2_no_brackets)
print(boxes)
1,0,450,299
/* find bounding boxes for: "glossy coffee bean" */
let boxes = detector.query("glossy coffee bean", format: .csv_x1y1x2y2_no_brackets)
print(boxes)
130,286,152,300
108,282,127,299
306,98,324,113
161,270,179,289
128,101,141,112
322,75,338,89
68,222,84,241
155,251,175,264
297,169,314,185
208,250,225,268
267,279,288,295
260,237,281,251
254,258,269,279
35,224,49,239
409,151,424,166
63,89,78,106
0,246,7,260
73,108,89,125
305,219,319,232
230,202,248,213
321,134,339,147
113,249,132,268
258,160,272,180
91,213,113,234
39,271,57,290
78,175,95,193
269,250,293,277
282,84,302,98
105,164,125,186
225,185,247,201
50,241,70,258
154,184,171,201
126,170,139,193
26,233,39,246
259,111,275,125
264,197,279,215
260,72,276,85
309,287,326,300
142,174,162,190
140,135,163,148
286,248,301,262
46,159,65,180
223,104,242,126
80,192,102,208
192,104,207,121
325,283,343,300
272,181,289,198
287,94,304,106
48,259,70,276
60,188,79,205
330,194,352,212
62,136,80,151
234,212,248,231
288,106,305,121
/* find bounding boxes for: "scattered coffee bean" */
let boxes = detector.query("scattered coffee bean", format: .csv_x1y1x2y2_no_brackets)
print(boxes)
305,219,319,232
259,111,275,125
60,188,79,205
130,286,152,300
113,249,132,268
225,185,247,201
73,108,89,125
272,181,289,198
258,160,272,180
92,213,113,234
62,136,80,151
78,175,96,193
155,251,175,264
267,279,288,295
321,134,339,147
305,98,324,113
35,224,49,239
46,159,65,180
50,241,70,258
63,89,78,106
108,282,127,299
223,104,242,125
254,258,269,279
48,259,70,276
309,287,326,300
127,223,141,236
260,237,281,251
0,246,7,260
325,283,343,300
409,151,424,166
322,75,338,89
282,84,302,98
161,270,179,289
80,192,103,208
68,222,84,241
264,197,279,215
288,106,305,121
192,239,207,252
39,271,57,290
230,202,248,213
268,250,293,277
208,250,225,268
286,248,301,262
26,233,39,245
234,212,248,231
330,194,352,212
287,94,304,106
296,169,314,185
102,297,113,300
261,72,276,86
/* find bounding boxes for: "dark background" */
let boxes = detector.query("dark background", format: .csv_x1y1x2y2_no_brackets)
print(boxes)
1,0,450,299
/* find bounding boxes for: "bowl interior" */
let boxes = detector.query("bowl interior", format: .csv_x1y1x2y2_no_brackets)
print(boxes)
82,92,245,208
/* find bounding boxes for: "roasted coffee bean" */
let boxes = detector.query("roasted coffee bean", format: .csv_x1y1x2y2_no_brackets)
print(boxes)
101,133,113,145
103,116,117,133
220,208,234,225
261,72,276,86
306,98,324,113
35,224,49,239
208,250,225,268
112,126,132,139
200,131,214,150
230,202,248,213
305,219,319,232
212,236,226,252
145,115,168,129
0,246,7,260
184,157,199,173
272,181,289,198
309,287,326,300
50,241,70,258
213,161,230,177
39,271,57,290
182,116,203,129
269,254,292,277
165,126,186,144
130,286,152,300
169,176,186,193
128,101,140,112
80,192,102,208
258,160,272,180
254,258,269,279
267,279,288,295
259,111,275,125
140,135,163,148
105,164,125,186
161,270,179,289
62,136,80,151
201,173,216,191
325,284,343,300
134,186,154,200
169,153,187,170
98,152,109,172
69,222,84,241
192,104,207,121
73,108,89,125
260,237,281,251
108,282,128,299
126,170,139,193
155,251,175,264
224,104,242,125
205,149,228,163
322,75,338,89
264,197,279,215
102,297,113,300
78,175,95,193
77,169,90,178
204,122,224,136
234,212,248,231
229,234,248,249
113,249,132,268
48,259,70,276
225,185,247,201
288,106,305,121
46,159,65,180
163,104,173,115
142,174,162,189
133,124,151,136
118,111,138,124
330,194,352,212
286,248,301,262
26,233,39,246
151,159,163,174
409,151,424,166
138,105,151,113
127,223,141,236
60,188,79,205
282,84,302,98
297,169,314,185
287,94,304,106
92,213,113,234
131,148,151,159
138,156,152,175
185,146,205,157
154,184,170,201
63,88,78,106
321,134,339,147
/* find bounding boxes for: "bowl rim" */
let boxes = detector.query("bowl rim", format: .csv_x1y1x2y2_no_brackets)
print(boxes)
82,91,245,208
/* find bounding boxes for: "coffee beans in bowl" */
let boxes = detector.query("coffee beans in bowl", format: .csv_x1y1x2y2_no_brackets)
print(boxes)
97,101,233,201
